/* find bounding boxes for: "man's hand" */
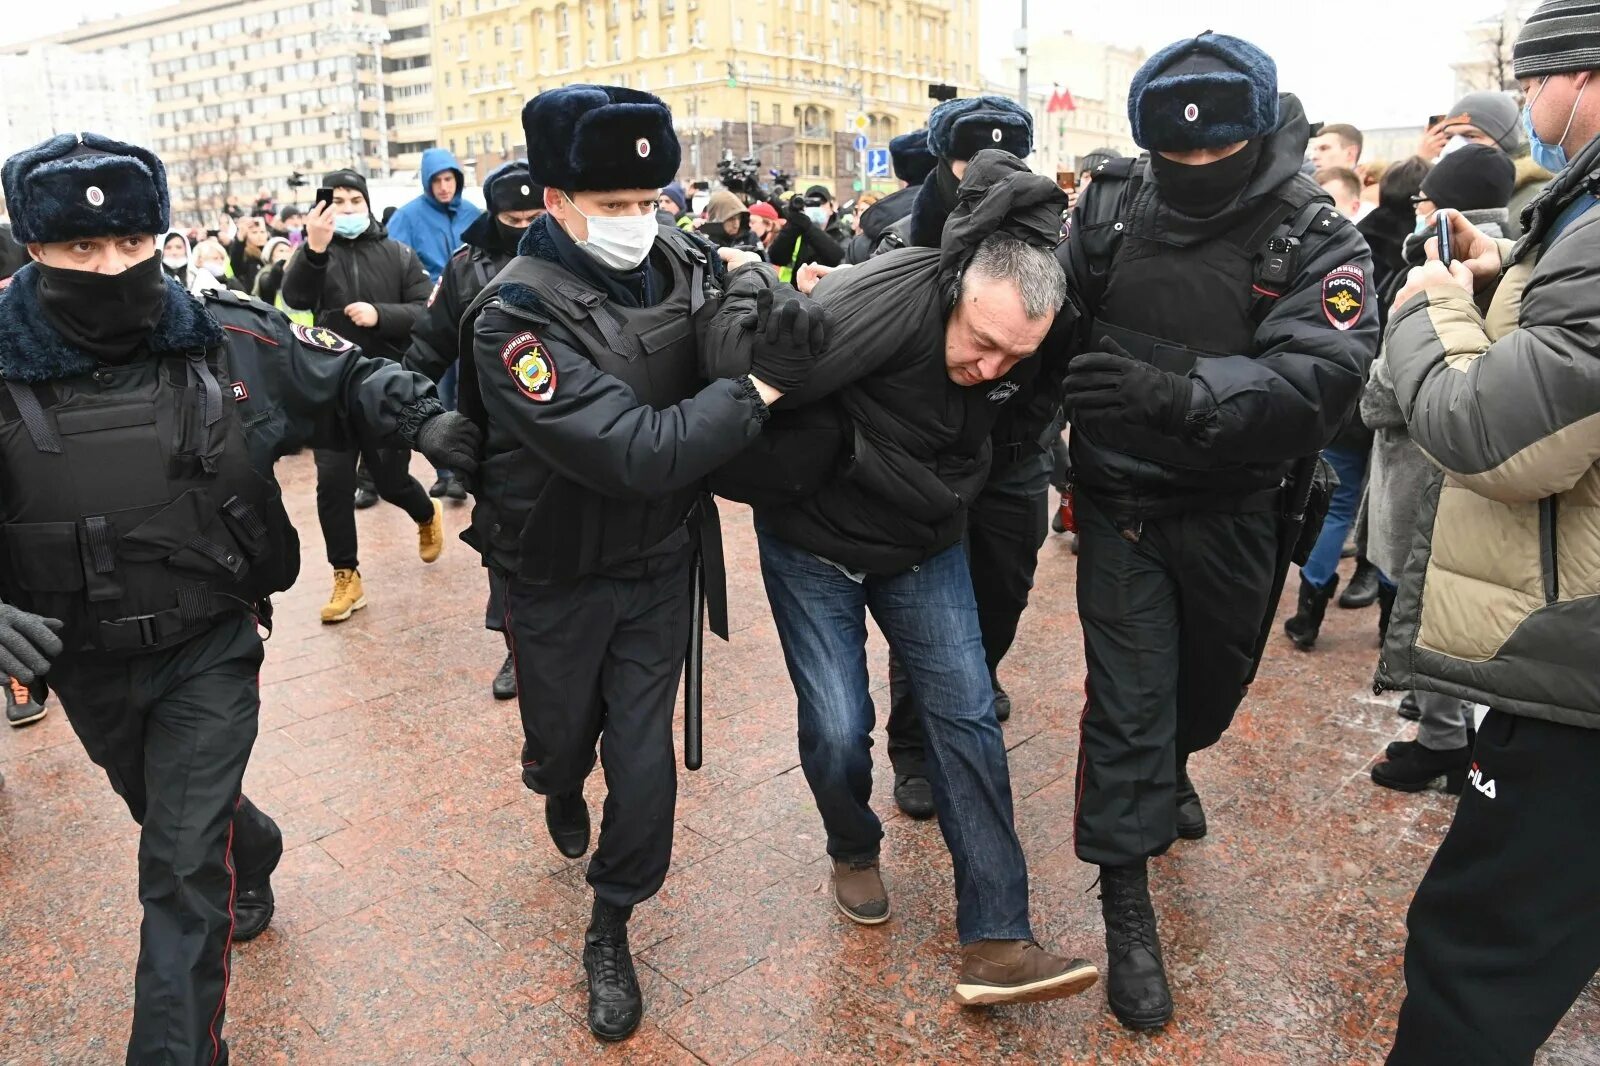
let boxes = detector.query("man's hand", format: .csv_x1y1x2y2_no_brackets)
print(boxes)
1061,338,1191,435
304,200,336,253
345,302,378,328
414,411,482,479
0,603,63,686
782,195,810,230
1416,113,1466,160
718,247,761,269
743,287,831,396
1428,208,1502,290
1392,259,1475,311
795,261,844,295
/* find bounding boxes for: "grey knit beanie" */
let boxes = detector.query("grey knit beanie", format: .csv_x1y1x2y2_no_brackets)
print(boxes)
1514,0,1600,78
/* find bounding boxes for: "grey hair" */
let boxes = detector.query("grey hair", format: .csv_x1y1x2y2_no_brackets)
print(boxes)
958,234,1067,319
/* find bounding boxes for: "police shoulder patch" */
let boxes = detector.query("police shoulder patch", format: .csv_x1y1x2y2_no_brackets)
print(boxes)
291,323,356,353
1322,264,1365,332
501,329,557,403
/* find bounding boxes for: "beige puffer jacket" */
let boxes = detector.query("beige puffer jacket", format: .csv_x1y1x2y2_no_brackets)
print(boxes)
1376,133,1600,729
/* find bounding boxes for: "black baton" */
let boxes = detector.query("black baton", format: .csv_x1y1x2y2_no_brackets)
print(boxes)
683,553,704,771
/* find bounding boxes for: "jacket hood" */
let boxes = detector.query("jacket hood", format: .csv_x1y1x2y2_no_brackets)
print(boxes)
161,229,192,258
937,150,1071,293
1240,92,1312,204
1514,153,1552,194
419,147,466,212
0,263,224,382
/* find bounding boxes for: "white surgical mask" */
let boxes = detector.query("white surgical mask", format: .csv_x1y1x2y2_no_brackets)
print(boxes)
197,260,226,278
805,206,829,227
162,253,189,270
563,193,657,270
1438,134,1473,158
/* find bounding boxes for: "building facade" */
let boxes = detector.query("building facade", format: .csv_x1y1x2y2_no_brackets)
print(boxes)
8,0,440,221
997,31,1144,180
0,45,153,166
431,0,982,195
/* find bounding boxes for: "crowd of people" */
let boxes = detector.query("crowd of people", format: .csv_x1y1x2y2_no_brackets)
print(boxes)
2,1,1600,1063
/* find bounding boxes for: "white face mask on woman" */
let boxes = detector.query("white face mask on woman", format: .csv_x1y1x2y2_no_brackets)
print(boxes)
563,193,657,271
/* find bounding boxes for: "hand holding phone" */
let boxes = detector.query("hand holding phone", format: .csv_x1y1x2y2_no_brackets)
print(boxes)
1436,208,1454,265
315,186,335,211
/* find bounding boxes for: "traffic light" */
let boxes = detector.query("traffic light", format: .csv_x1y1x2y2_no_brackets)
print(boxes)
726,61,737,88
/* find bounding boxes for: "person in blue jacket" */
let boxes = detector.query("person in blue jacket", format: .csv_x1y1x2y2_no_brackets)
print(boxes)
386,147,485,494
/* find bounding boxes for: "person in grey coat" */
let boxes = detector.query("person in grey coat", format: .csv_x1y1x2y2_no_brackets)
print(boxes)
1363,145,1514,792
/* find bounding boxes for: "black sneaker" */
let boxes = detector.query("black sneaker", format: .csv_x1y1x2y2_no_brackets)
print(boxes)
546,791,591,858
353,487,379,509
492,651,517,700
893,773,935,820
1371,742,1471,793
445,474,469,501
584,899,642,1041
5,677,45,727
428,476,450,498
233,880,275,942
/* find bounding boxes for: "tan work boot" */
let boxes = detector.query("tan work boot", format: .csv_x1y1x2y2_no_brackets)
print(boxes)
953,939,1098,1006
320,568,366,624
831,858,891,925
418,499,444,563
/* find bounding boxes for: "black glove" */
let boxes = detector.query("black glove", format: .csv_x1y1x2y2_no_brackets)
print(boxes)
0,603,63,685
1061,337,1192,435
743,286,831,395
782,195,811,229
415,411,482,480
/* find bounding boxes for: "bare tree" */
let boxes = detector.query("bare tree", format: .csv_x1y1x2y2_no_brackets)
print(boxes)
170,118,252,221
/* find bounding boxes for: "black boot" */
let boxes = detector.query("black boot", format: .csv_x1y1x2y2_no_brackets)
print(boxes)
1283,574,1339,651
233,880,275,942
893,773,935,820
1339,558,1380,609
1376,582,1396,647
991,671,1011,724
492,651,517,700
1397,693,1422,721
1174,759,1206,840
1371,741,1471,793
1098,861,1173,1030
545,791,591,858
584,899,642,1041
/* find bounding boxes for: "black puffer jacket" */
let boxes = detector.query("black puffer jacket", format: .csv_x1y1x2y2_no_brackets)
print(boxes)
845,185,917,263
747,152,1071,573
281,218,432,361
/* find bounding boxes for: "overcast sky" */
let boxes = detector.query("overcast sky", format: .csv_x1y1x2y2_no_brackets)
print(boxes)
4,0,1516,130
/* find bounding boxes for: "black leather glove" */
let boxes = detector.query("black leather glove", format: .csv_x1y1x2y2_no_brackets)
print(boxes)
743,286,831,395
1061,337,1192,435
415,411,482,480
0,603,63,685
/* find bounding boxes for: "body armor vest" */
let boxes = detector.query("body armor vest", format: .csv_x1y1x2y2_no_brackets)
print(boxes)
467,226,719,584
0,347,296,654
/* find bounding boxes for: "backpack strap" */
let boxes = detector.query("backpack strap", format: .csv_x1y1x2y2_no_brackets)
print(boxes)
1247,194,1344,325
1068,156,1145,317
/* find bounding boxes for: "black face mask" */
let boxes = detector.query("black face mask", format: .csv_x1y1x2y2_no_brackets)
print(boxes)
36,253,169,363
495,219,530,253
1149,140,1264,218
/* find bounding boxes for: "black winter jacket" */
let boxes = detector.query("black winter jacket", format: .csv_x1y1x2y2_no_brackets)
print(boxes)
281,218,432,361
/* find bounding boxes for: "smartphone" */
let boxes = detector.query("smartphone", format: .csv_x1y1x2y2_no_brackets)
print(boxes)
1427,114,1446,130
314,187,334,211
1436,208,1454,264
1056,169,1077,193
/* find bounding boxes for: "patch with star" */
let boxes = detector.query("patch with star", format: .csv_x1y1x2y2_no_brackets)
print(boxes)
501,330,557,403
291,323,356,353
1322,265,1365,331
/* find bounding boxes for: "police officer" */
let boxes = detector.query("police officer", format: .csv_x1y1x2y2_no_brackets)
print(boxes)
1056,34,1376,1028
405,159,544,701
878,96,1046,822
0,133,476,1064
463,86,825,1042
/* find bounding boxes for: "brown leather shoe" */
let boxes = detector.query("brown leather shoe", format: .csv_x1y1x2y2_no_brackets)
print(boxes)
831,859,891,925
953,940,1099,1006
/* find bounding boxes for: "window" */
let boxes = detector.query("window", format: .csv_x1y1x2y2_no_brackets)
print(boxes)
494,26,503,45
586,40,596,62
556,4,569,31
693,17,704,42
733,17,742,42
664,24,676,50
756,23,765,48
638,28,648,53
512,23,523,48
611,35,621,60
795,29,805,54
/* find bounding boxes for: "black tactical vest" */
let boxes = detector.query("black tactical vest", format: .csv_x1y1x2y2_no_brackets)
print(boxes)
0,347,296,654
466,226,718,584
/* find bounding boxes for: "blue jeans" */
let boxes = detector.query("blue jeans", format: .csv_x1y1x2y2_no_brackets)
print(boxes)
1300,444,1367,588
436,360,460,477
756,531,1032,944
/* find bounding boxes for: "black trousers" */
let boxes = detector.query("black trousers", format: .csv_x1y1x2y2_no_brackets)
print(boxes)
1072,491,1277,866
502,548,693,907
313,447,433,570
51,613,281,1066
1389,711,1600,1065
887,454,1051,778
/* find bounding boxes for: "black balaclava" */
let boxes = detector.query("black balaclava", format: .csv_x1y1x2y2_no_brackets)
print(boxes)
1148,139,1264,217
36,252,168,363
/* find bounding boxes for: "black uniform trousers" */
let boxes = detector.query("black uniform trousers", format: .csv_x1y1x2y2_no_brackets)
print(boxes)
50,612,281,1066
887,452,1051,778
1389,711,1600,1065
312,446,434,570
503,544,693,908
1072,490,1277,866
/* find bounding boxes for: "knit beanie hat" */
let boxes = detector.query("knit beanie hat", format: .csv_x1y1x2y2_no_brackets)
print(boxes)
1514,0,1600,78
